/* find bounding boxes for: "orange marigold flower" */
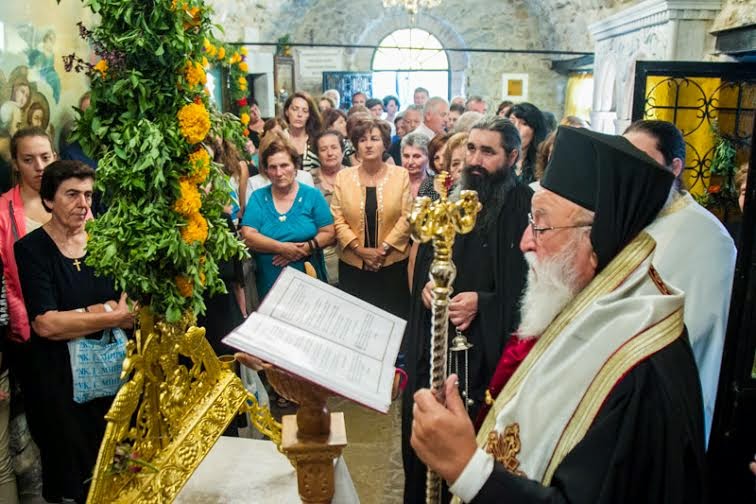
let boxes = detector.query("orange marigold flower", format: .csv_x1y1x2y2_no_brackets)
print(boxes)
187,148,211,184
217,47,226,60
707,184,721,194
174,178,202,216
183,6,201,29
180,212,209,244
93,59,108,76
176,275,193,297
238,61,249,73
183,61,207,88
177,102,210,144
240,113,250,126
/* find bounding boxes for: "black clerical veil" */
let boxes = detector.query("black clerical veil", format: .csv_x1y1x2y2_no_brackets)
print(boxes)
541,126,674,271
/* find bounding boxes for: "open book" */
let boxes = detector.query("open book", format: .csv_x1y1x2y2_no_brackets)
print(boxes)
222,267,406,413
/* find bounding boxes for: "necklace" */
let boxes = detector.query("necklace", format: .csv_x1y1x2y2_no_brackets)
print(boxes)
272,186,299,222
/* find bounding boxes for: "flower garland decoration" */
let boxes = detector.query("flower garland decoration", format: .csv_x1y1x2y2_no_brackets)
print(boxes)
202,38,251,138
64,0,248,323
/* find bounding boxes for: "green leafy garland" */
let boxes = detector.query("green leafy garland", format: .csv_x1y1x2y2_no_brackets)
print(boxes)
62,0,250,322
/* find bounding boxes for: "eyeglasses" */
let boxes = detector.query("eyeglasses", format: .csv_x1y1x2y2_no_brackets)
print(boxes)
528,212,593,240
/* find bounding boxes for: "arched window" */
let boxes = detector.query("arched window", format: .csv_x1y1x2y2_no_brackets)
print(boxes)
372,28,449,107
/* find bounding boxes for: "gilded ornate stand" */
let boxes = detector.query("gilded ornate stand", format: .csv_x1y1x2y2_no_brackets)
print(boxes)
409,173,481,504
86,309,281,503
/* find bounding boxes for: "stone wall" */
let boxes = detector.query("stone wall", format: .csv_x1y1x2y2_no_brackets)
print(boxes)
207,0,748,119
209,0,571,115
712,0,756,31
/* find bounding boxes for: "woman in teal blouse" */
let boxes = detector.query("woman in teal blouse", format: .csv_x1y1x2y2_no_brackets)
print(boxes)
240,132,335,298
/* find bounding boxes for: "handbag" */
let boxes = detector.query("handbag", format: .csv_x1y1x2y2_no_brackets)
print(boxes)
67,325,127,404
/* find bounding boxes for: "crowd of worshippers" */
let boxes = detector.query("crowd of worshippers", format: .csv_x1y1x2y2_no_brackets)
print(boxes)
0,84,750,503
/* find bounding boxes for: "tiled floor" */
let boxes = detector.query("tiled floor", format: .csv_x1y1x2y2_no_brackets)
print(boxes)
328,398,404,504
268,394,405,504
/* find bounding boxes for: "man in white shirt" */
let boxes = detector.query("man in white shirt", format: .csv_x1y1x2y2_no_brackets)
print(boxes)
623,119,736,445
413,97,449,140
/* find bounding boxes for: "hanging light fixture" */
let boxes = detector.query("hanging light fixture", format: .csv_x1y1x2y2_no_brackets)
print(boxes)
382,0,441,19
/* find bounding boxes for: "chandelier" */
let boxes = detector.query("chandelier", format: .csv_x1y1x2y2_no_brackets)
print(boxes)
382,0,441,18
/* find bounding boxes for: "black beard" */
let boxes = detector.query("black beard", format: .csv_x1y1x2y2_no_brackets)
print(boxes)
461,164,509,203
461,164,514,230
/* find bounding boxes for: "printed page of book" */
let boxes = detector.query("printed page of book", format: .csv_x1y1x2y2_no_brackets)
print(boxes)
223,267,406,413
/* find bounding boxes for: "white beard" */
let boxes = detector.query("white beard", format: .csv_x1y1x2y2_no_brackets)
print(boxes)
517,244,582,338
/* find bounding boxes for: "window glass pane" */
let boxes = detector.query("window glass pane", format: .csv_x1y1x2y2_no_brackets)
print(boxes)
372,28,449,105
372,28,448,71
372,71,398,101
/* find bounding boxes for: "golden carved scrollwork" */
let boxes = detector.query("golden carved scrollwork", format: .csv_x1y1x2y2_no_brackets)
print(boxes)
86,309,282,503
486,423,527,478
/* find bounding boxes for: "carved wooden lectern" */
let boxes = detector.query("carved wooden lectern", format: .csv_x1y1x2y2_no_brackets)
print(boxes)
267,368,347,504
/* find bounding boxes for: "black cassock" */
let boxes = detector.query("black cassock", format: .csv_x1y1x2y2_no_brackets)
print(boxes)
401,179,532,504
471,334,707,504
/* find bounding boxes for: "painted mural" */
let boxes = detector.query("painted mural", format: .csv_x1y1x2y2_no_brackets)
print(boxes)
0,2,93,190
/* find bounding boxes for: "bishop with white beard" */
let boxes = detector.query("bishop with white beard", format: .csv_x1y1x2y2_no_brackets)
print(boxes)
411,126,707,504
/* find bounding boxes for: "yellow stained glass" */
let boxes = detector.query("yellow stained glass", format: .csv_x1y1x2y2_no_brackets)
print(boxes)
564,73,594,121
643,75,721,198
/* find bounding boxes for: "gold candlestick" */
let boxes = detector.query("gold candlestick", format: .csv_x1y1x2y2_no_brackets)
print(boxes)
409,173,481,503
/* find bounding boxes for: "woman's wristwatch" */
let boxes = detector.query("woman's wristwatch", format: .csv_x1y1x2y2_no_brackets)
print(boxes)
382,242,391,253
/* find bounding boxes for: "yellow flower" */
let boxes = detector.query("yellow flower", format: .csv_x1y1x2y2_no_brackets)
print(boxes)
175,275,193,297
229,53,240,64
201,56,209,68
240,47,248,56
217,47,226,60
183,61,207,88
240,113,250,126
238,61,249,73
93,59,108,76
174,178,202,216
177,102,210,145
204,38,217,58
183,6,201,30
199,270,206,285
187,148,211,184
237,76,247,86
180,212,209,244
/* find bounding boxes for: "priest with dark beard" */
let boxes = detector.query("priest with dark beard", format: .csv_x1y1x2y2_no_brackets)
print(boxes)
402,116,532,504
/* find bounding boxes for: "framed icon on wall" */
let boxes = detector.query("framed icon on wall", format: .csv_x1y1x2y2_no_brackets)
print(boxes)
501,73,529,102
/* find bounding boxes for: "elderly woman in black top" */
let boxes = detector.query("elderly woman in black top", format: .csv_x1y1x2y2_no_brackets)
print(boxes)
15,160,134,503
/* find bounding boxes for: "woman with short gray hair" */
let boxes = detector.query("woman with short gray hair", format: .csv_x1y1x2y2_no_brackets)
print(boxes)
400,132,431,198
